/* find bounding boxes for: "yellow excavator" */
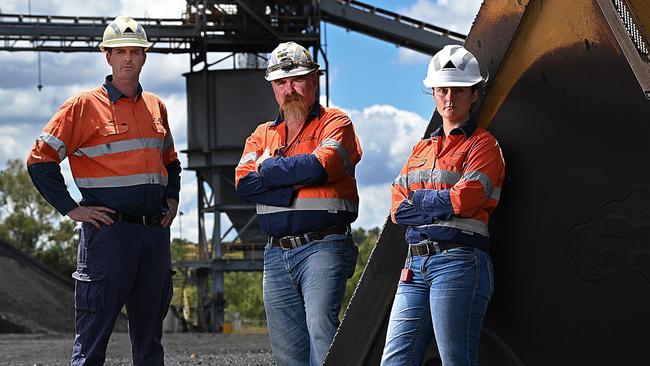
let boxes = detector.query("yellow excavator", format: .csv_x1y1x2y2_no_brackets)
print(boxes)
326,1,650,365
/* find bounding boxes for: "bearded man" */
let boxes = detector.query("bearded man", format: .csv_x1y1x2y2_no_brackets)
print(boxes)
235,41,363,366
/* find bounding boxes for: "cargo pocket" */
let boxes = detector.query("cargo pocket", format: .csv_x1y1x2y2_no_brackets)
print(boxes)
72,268,107,312
160,270,175,321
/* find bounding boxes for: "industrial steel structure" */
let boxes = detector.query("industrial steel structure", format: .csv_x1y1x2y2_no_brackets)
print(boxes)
0,0,462,334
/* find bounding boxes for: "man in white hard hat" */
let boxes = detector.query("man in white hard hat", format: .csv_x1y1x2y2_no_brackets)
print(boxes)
235,41,363,365
27,15,180,365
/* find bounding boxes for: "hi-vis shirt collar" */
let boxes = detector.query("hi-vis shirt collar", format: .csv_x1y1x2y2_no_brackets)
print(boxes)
271,101,321,126
102,75,144,104
430,118,478,139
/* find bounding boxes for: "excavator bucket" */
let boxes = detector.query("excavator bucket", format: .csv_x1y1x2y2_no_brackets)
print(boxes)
326,0,650,364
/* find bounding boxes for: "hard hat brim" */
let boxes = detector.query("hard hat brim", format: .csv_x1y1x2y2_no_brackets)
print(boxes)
265,67,318,82
99,41,152,52
423,76,484,88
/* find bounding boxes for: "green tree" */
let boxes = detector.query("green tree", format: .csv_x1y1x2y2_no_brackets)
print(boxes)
0,159,77,277
224,271,265,321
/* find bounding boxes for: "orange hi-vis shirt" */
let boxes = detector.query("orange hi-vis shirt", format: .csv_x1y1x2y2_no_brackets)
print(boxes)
390,120,504,249
27,77,181,216
235,103,362,237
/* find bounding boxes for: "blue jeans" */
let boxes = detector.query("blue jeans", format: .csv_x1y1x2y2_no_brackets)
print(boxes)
263,233,358,366
381,247,493,366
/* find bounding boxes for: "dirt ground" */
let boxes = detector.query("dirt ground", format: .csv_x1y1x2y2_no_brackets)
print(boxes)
0,332,274,365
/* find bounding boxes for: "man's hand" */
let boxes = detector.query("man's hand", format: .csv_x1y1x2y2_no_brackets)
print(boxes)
255,148,272,172
67,206,115,228
161,198,179,227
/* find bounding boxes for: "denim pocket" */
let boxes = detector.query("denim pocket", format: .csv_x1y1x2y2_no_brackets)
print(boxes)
72,267,107,312
442,247,476,260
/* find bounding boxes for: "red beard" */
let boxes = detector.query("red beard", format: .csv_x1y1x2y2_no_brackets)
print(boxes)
282,93,310,123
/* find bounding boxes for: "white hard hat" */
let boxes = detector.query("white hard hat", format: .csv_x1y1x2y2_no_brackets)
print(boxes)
265,41,320,81
423,45,484,88
99,16,152,52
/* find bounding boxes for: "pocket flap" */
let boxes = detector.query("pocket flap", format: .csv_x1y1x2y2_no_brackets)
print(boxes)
72,268,106,282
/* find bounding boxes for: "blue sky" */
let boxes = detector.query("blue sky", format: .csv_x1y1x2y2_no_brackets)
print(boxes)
0,0,481,242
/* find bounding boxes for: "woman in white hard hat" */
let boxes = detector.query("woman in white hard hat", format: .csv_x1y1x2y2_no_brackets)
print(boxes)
381,45,505,365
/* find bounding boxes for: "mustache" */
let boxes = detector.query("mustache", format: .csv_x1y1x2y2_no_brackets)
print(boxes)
281,93,309,122
284,93,302,103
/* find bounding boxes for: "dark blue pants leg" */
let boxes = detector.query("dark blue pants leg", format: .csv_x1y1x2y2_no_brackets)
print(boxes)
126,224,172,365
71,223,171,366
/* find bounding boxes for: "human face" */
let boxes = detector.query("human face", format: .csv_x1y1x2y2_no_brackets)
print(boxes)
433,87,478,124
271,72,318,112
106,46,146,82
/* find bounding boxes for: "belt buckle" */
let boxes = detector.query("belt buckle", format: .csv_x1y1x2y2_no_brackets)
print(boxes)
142,216,147,225
421,242,431,256
416,240,431,256
279,237,293,250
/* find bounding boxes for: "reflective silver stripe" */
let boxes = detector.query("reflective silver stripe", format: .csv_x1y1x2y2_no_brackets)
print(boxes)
409,169,462,186
316,139,354,176
416,217,489,237
393,174,407,188
393,169,461,189
457,52,474,71
162,135,174,152
461,171,493,199
39,133,67,161
433,54,441,71
109,22,121,34
490,187,501,200
256,198,358,215
74,173,168,188
73,138,163,158
238,151,258,166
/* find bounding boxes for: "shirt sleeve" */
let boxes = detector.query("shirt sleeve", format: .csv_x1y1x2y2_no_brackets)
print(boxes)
26,99,80,215
390,145,450,226
258,111,362,188
448,134,505,217
235,124,294,207
159,101,181,201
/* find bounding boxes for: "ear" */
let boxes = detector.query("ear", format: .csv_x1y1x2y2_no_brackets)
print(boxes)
105,51,112,65
471,88,479,103
309,72,319,87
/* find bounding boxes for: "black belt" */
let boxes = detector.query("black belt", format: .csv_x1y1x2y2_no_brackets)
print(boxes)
107,212,163,226
271,225,350,250
409,241,466,256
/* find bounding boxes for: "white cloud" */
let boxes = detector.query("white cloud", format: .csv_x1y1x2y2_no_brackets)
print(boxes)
396,0,482,64
319,101,430,230
354,183,391,231
0,124,37,164
343,104,429,185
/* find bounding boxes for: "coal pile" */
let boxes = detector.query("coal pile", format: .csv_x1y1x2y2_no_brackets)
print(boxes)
0,239,75,333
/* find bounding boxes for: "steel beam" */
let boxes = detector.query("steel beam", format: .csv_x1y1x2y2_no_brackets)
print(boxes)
319,0,465,56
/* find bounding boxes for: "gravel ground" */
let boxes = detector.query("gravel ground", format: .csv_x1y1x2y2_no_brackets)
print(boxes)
0,332,275,365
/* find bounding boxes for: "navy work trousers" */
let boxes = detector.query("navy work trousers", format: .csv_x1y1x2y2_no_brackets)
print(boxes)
71,222,173,366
